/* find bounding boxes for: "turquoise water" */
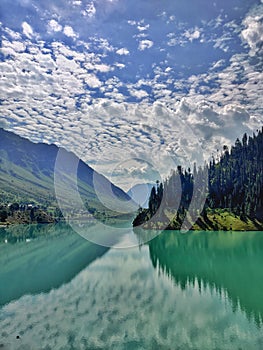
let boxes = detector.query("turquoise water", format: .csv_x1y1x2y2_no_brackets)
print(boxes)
1,225,263,349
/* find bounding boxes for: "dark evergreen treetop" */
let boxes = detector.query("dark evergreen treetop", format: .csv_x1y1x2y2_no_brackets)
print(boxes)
133,127,263,227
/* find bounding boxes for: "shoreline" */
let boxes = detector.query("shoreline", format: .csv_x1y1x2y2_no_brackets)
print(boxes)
1,218,263,232
133,209,263,232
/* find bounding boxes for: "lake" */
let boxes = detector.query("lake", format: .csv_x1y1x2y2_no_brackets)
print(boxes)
1,224,263,349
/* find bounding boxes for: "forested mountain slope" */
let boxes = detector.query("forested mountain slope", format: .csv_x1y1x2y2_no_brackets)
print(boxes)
133,128,263,230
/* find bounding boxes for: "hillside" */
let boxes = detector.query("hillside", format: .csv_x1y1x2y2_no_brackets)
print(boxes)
0,128,135,223
133,128,263,231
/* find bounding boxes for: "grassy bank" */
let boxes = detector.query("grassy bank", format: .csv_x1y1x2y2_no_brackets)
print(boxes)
192,209,263,231
135,208,263,231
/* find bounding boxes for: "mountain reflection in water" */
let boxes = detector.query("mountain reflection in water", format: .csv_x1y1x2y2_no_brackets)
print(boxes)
0,223,108,306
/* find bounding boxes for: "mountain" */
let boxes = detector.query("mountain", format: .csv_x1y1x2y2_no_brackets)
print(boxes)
133,128,263,230
127,183,155,208
0,128,135,219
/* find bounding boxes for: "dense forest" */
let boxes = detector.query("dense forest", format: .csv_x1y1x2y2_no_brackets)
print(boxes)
133,127,263,230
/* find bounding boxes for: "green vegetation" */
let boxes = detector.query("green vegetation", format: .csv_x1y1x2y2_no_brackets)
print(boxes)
133,128,263,231
0,128,135,225
0,203,57,225
191,209,262,231
208,129,263,219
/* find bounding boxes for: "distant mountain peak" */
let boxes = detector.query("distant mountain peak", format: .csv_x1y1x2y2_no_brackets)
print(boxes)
127,182,156,208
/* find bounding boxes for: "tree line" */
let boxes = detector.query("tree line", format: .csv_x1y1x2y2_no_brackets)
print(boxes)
133,127,263,227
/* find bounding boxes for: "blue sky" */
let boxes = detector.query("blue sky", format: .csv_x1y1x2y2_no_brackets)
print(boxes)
0,0,263,190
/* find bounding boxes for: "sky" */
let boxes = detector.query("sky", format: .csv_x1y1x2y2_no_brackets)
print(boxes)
0,0,263,190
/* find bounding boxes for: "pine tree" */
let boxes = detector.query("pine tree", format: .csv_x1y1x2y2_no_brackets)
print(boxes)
133,128,263,227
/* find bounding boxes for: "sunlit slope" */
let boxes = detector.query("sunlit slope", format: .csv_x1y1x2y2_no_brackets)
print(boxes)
0,128,134,214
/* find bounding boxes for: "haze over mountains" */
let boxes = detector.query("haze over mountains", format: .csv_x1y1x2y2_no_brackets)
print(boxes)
0,128,135,216
127,183,156,208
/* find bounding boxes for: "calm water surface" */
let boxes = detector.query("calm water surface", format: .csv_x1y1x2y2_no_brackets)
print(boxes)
0,224,263,349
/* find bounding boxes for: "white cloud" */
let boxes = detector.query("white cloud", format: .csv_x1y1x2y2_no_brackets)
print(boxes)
4,27,22,40
85,62,112,72
82,2,96,17
138,40,153,51
84,74,102,88
0,32,260,188
211,59,225,70
172,98,255,161
115,62,125,69
241,14,263,55
55,53,80,72
1,39,25,56
184,28,201,42
48,19,63,32
116,47,129,55
22,22,33,38
0,118,10,128
127,20,137,26
1,4,263,190
129,89,149,99
222,104,250,123
91,37,114,52
137,24,150,31
63,25,78,38
12,40,26,52
167,37,178,46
